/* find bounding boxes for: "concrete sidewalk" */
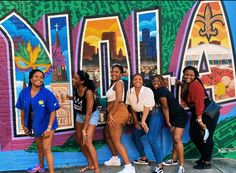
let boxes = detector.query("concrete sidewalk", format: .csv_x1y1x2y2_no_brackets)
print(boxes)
6,158,236,173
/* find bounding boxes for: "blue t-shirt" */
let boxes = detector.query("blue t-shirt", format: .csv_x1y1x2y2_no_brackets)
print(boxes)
16,86,60,137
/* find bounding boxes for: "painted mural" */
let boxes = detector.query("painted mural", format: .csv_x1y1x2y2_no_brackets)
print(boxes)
0,0,235,171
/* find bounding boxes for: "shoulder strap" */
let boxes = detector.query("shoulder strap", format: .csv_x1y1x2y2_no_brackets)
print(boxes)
196,78,209,99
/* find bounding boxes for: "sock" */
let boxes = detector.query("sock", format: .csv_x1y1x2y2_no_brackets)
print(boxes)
124,163,132,168
112,156,119,159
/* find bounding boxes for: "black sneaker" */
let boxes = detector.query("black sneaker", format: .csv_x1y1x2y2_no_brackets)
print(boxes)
193,162,212,169
133,158,149,165
195,158,204,164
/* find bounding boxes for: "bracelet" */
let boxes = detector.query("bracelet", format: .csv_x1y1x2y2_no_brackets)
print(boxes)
47,125,52,131
196,119,202,123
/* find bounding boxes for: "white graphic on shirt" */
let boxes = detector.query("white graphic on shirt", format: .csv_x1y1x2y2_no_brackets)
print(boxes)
74,98,83,111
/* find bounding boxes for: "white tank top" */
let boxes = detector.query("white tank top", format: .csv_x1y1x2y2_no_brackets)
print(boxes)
106,80,124,102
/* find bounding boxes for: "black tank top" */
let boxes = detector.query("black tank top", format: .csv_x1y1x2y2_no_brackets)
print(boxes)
73,89,96,114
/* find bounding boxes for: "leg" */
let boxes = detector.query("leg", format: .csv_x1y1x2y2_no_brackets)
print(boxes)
42,130,55,173
189,117,204,158
148,110,164,166
172,148,177,161
104,124,118,156
202,112,220,162
173,127,185,166
132,127,146,160
109,124,130,164
84,124,100,172
76,122,94,169
35,136,44,168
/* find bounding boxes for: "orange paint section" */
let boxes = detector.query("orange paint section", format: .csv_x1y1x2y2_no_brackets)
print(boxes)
191,1,229,48
84,18,126,56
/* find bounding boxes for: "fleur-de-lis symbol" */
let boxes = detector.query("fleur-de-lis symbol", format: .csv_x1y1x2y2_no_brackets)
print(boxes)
195,3,225,41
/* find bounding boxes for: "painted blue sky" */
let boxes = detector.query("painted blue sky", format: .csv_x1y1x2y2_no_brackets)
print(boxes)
138,12,157,41
50,17,68,52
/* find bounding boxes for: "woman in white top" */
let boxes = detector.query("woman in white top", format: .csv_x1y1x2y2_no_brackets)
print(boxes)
126,74,155,165
104,64,135,173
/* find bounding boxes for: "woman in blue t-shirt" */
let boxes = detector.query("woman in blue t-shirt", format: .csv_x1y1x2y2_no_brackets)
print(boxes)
16,69,60,173
150,74,188,173
68,70,100,173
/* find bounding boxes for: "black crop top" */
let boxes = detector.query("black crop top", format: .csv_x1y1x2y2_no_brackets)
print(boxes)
73,89,97,114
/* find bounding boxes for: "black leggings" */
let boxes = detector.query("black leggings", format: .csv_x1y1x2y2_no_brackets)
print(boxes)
189,111,219,162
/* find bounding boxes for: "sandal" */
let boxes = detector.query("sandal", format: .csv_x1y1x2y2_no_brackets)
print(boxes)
79,166,94,172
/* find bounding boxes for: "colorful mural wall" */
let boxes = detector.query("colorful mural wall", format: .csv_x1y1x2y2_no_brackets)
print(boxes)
0,0,235,170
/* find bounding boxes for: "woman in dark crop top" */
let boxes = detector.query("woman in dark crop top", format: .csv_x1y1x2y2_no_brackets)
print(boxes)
68,70,100,173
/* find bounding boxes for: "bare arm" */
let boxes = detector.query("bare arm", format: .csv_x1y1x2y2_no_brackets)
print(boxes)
130,106,141,129
159,97,173,131
20,110,29,135
66,95,74,100
141,106,151,133
83,89,94,131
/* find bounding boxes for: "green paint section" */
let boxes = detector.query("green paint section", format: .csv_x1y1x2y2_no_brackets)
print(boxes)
0,0,195,73
26,136,106,152
183,116,236,160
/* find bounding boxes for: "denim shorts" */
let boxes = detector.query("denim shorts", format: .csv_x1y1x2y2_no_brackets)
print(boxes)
76,109,99,125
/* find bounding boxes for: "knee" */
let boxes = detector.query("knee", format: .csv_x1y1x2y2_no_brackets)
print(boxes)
173,136,182,144
84,139,93,148
43,147,51,155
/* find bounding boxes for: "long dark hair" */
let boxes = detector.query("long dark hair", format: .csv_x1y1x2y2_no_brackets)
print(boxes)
77,70,96,92
182,66,202,101
28,69,44,87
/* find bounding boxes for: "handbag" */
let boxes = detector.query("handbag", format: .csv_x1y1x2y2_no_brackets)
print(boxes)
198,79,222,119
204,99,222,119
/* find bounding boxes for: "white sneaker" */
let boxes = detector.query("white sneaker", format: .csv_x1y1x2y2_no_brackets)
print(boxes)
162,159,178,166
153,166,164,173
104,157,121,166
117,166,136,173
177,166,185,173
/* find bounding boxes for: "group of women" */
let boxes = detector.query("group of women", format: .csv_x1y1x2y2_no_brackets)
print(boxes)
16,65,219,173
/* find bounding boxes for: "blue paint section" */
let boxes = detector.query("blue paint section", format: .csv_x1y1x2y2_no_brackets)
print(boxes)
223,1,236,56
0,132,181,171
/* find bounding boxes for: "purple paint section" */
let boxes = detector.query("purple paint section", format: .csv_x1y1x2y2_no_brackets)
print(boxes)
72,20,83,73
124,12,136,74
102,44,108,93
0,31,12,150
35,15,46,39
169,2,197,77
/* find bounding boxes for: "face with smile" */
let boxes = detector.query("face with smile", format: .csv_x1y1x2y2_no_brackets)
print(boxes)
72,73,84,87
152,76,164,89
183,69,196,83
132,74,143,89
111,66,122,81
30,71,44,88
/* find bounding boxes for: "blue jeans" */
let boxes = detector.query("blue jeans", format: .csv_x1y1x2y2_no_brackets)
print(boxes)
132,109,164,163
148,108,164,164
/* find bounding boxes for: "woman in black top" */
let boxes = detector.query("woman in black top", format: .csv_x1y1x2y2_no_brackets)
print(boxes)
68,70,100,173
151,75,188,173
